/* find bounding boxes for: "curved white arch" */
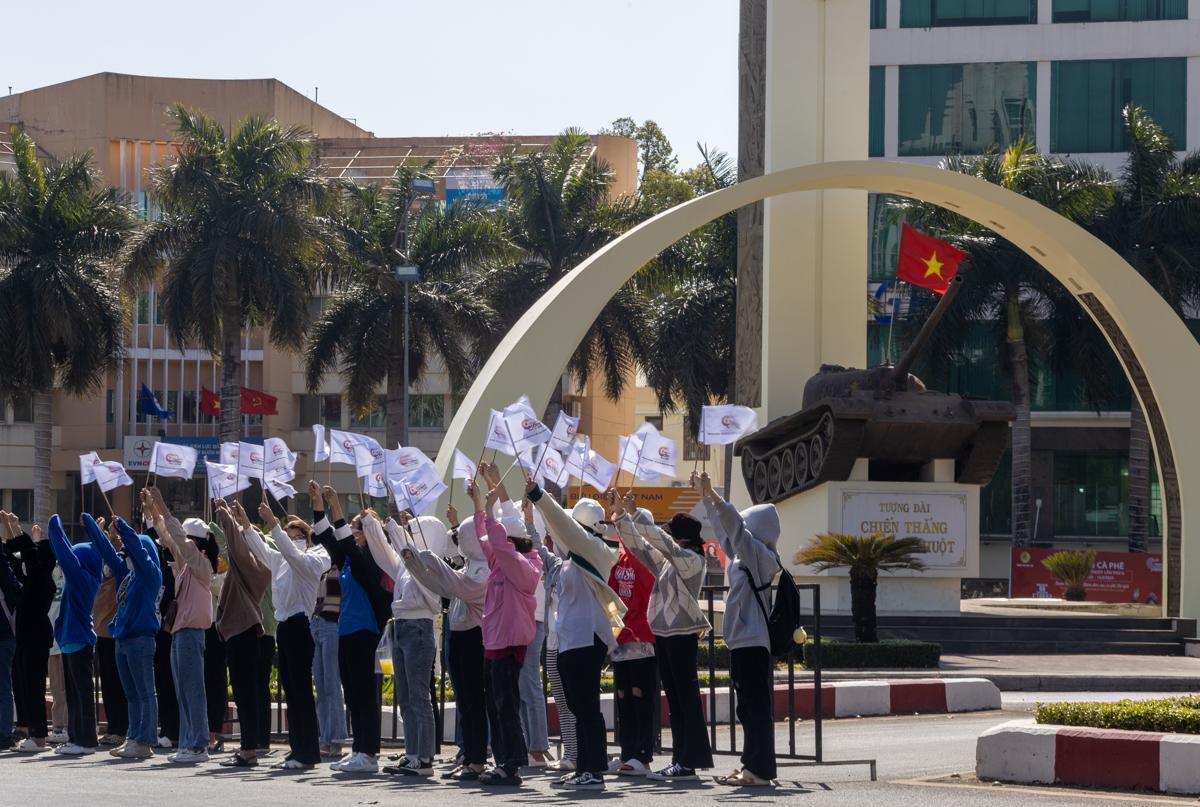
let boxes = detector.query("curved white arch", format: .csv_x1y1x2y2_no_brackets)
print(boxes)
435,160,1200,618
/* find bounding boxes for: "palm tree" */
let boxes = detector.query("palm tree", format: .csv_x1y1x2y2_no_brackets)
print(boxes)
1041,549,1097,601
887,141,1113,547
796,532,926,643
122,105,337,442
304,167,508,449
0,130,137,524
1102,106,1200,554
486,129,649,412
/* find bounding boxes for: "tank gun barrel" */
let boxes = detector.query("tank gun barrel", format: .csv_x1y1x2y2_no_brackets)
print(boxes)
891,274,963,383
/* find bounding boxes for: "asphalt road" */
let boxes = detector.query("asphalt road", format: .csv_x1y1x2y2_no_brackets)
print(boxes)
0,710,1187,806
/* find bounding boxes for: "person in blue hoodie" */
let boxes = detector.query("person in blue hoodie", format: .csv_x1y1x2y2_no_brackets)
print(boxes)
46,513,104,755
93,512,162,760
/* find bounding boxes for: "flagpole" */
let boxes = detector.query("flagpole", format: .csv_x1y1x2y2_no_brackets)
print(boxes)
498,455,522,487
529,443,548,486
94,481,115,521
886,282,901,364
625,441,647,497
614,436,633,495
259,479,284,518
501,420,528,483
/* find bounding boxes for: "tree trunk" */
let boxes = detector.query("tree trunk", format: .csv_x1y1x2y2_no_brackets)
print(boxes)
1007,297,1033,547
219,301,242,444
735,0,766,409
1127,396,1151,553
385,305,405,452
849,567,878,643
32,390,53,527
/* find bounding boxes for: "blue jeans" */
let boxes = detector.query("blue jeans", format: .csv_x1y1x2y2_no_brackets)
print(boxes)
116,634,158,746
0,638,15,739
391,618,435,762
310,616,345,748
170,629,208,752
518,620,548,753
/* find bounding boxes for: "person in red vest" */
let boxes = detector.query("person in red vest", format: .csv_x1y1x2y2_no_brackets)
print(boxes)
602,489,657,777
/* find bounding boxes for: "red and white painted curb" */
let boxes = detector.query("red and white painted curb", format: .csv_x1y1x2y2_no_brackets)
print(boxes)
977,719,1200,795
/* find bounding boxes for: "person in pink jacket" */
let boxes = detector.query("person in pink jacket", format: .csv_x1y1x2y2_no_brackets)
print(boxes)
468,468,541,787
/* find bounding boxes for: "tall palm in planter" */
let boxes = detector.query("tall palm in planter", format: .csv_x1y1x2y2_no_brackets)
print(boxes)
1102,106,1200,554
122,106,337,442
485,129,649,413
304,168,508,448
796,532,926,643
887,142,1112,546
0,130,137,523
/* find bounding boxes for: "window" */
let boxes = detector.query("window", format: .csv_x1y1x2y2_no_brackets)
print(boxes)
867,194,905,283
871,0,887,27
901,0,1036,26
10,395,33,423
350,395,386,429
106,390,114,424
298,394,342,428
408,394,445,429
898,62,1036,156
1053,451,1129,537
1051,58,1186,152
869,66,885,158
1052,0,1187,22
643,415,664,431
136,291,164,325
9,490,32,522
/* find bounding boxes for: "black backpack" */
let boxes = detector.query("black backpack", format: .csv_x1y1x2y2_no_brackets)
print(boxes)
745,556,803,659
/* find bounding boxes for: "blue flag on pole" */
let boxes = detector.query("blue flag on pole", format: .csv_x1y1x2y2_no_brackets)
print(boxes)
138,383,173,420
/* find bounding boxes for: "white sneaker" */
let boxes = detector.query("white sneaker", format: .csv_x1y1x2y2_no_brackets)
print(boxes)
15,738,48,753
330,751,356,769
47,730,69,744
333,752,378,774
168,749,209,764
55,743,96,756
606,757,624,773
616,759,649,776
156,736,173,749
113,741,154,759
274,757,313,771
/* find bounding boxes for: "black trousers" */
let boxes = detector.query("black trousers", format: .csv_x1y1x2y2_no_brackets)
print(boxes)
62,646,97,748
448,628,487,765
338,629,380,756
729,646,776,780
556,635,608,776
613,655,656,764
655,633,713,770
276,614,321,764
484,654,527,772
255,634,275,747
13,644,49,738
204,627,227,736
155,630,178,742
225,628,261,752
95,637,128,737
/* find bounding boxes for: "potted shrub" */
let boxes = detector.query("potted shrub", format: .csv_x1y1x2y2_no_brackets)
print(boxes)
1041,549,1097,601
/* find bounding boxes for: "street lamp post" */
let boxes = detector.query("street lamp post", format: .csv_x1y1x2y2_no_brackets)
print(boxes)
392,174,435,449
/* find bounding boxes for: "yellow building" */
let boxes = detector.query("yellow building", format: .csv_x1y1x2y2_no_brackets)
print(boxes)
0,72,666,527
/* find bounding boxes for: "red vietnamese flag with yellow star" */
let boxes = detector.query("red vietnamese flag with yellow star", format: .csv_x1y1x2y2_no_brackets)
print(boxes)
896,223,966,294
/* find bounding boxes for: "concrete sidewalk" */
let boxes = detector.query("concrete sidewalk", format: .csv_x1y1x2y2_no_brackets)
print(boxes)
782,653,1200,691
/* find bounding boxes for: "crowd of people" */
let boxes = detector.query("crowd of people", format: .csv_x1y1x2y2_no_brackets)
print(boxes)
0,466,783,790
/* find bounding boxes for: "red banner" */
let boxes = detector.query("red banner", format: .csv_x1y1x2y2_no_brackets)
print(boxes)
1010,547,1162,605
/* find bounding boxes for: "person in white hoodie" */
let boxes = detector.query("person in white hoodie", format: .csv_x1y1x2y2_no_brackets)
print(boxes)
525,479,626,791
242,502,331,771
698,471,781,787
361,509,447,778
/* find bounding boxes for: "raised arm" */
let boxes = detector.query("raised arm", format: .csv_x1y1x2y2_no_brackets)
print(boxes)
115,518,159,579
149,488,209,581
221,501,267,577
487,525,541,594
525,481,613,571
270,521,330,581
401,547,475,602
362,511,402,580
89,514,127,582
240,504,282,573
48,515,82,578
613,510,664,576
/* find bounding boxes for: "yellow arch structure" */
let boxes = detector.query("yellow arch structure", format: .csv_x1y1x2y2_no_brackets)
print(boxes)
435,160,1199,619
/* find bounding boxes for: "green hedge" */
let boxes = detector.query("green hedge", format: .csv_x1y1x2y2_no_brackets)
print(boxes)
1036,697,1200,734
802,639,941,669
696,639,730,669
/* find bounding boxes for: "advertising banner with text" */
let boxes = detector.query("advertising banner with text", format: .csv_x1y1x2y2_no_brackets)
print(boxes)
1010,547,1162,604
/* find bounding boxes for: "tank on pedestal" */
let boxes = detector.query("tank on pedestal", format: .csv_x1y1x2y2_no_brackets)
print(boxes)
735,276,1014,505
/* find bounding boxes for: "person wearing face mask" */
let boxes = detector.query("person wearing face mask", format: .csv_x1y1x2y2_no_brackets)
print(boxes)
612,493,713,782
698,472,781,788
525,479,627,792
399,499,488,781
308,482,389,775
46,514,105,755
142,488,214,765
2,512,56,753
241,501,330,771
92,508,163,761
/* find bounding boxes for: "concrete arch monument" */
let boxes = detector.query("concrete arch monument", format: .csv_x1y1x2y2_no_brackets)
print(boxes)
434,159,1200,619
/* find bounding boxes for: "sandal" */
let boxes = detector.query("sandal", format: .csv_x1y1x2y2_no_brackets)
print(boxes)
219,753,257,768
479,768,522,786
715,768,774,787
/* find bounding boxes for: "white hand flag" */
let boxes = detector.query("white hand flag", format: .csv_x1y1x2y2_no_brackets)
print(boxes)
452,449,478,491
503,410,552,454
363,468,389,498
352,435,386,479
391,463,447,516
206,461,248,499
639,429,678,477
312,424,330,463
79,452,102,484
263,437,296,480
149,442,198,480
237,441,265,480
536,444,567,488
549,412,579,452
699,404,760,445
618,434,660,482
93,461,134,493
485,409,517,455
265,477,297,500
581,449,617,493
386,446,435,481
329,429,365,466
219,442,239,466
563,438,589,484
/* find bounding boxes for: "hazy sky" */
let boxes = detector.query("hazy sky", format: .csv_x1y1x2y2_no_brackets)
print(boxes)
5,0,738,169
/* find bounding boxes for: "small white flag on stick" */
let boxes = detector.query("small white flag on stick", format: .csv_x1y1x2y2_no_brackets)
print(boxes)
312,424,330,463
618,434,659,482
93,461,134,493
265,477,298,500
536,444,567,488
237,441,265,480
363,468,389,499
564,438,589,484
206,461,248,499
387,446,435,481
452,449,478,491
329,429,366,466
485,409,517,455
220,442,239,466
639,429,678,478
391,463,447,516
549,412,579,452
503,410,552,454
581,450,617,493
79,452,102,484
263,437,296,480
699,404,759,445
352,436,386,479
149,442,198,480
